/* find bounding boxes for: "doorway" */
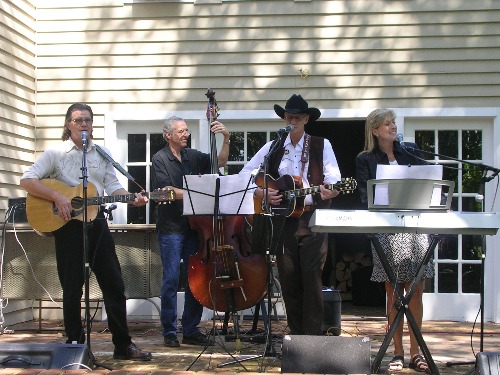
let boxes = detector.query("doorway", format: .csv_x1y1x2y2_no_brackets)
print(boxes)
307,120,385,307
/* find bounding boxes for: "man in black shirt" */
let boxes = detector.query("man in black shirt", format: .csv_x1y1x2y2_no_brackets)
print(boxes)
151,115,230,347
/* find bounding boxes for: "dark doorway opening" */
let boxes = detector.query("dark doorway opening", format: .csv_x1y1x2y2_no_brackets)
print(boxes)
306,120,385,307
306,119,365,209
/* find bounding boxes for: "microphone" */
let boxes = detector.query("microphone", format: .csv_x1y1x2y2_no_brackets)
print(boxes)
475,185,484,203
81,131,88,148
476,170,487,203
396,133,406,149
278,124,294,133
104,203,118,221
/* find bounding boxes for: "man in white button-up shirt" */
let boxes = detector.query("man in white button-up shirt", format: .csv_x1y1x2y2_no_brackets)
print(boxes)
241,94,342,336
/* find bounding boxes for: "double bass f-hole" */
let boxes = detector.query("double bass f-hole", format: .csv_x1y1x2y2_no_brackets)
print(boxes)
187,89,267,313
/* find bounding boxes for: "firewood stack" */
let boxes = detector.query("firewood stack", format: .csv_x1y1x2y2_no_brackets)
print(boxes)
335,252,372,293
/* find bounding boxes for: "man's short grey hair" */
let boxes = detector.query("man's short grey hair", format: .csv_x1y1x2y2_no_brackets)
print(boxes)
163,116,184,134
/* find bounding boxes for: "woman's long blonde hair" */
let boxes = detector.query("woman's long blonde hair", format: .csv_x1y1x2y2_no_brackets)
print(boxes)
360,108,396,154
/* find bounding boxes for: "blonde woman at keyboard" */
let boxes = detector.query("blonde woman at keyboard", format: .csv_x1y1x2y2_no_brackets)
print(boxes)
355,108,433,373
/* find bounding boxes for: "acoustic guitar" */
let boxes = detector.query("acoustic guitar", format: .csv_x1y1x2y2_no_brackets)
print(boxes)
254,173,357,218
26,179,175,233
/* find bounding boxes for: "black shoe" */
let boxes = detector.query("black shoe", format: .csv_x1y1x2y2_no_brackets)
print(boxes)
65,331,85,345
182,331,214,346
164,333,180,347
113,342,152,361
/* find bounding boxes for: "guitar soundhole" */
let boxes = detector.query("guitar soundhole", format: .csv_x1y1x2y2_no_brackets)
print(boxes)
71,197,84,210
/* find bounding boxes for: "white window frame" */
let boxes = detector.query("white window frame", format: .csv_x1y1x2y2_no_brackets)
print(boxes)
400,110,499,322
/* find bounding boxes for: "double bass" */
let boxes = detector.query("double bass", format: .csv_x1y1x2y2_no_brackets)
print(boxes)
187,89,268,314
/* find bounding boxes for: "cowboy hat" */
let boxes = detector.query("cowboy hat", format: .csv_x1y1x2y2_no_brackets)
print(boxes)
274,94,321,123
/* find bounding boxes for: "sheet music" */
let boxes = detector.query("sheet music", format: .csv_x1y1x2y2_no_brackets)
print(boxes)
374,165,443,206
182,173,255,215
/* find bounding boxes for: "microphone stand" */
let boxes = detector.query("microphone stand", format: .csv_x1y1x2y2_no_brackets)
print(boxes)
258,129,289,358
80,137,112,370
401,143,500,180
403,144,500,371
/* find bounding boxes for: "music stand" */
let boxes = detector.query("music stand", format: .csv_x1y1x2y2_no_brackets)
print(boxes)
367,178,454,375
182,173,269,370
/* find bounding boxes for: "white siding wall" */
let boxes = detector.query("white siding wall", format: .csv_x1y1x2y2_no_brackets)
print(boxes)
0,0,36,220
32,0,500,147
0,0,37,326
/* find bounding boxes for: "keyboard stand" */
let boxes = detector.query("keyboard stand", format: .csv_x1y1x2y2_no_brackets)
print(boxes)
368,233,441,375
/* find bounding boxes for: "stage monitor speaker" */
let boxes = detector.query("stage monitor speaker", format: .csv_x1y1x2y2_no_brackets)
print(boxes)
475,352,500,375
0,343,92,370
281,335,371,374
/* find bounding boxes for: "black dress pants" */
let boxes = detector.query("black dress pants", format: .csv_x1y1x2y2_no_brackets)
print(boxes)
53,214,131,350
276,211,328,335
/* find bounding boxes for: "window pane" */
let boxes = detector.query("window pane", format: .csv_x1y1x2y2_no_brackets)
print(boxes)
438,130,458,158
461,130,484,213
438,263,458,293
462,130,482,160
415,130,435,160
462,264,481,293
151,133,164,158
462,235,482,261
231,131,244,162
128,134,146,162
462,196,482,212
247,132,267,161
462,163,482,194
443,165,458,192
438,235,458,260
127,166,146,224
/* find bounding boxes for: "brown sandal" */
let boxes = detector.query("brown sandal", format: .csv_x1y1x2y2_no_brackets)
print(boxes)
409,354,430,373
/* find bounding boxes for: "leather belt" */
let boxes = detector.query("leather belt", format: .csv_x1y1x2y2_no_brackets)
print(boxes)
303,205,313,212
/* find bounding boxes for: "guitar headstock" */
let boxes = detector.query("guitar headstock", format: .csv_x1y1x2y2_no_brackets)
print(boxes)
337,177,357,194
151,188,176,203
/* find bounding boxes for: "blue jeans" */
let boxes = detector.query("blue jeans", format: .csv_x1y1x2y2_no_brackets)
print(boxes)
158,230,203,337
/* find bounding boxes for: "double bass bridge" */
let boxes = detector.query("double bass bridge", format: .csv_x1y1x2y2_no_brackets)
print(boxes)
213,245,247,301
216,277,245,291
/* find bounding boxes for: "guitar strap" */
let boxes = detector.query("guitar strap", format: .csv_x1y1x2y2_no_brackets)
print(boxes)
300,133,311,178
95,144,144,190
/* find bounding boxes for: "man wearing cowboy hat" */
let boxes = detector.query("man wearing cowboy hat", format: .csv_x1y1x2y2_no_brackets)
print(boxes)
241,94,342,335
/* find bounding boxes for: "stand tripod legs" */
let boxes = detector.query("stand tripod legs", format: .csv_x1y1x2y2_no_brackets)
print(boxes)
369,234,440,375
217,298,276,368
217,257,278,369
446,235,487,373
